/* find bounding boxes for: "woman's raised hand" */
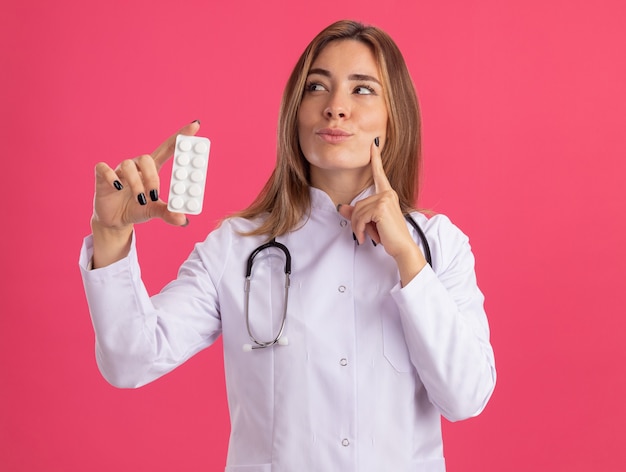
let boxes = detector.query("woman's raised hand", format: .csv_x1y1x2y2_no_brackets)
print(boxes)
338,139,427,285
90,121,200,268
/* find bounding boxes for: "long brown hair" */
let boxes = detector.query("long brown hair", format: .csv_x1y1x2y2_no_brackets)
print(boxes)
233,20,422,238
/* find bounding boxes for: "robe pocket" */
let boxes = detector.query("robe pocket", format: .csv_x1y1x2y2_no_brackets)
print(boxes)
381,309,413,373
410,457,446,471
225,464,271,472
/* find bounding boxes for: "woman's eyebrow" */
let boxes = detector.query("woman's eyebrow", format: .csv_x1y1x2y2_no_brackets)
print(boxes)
349,73,381,85
308,68,381,85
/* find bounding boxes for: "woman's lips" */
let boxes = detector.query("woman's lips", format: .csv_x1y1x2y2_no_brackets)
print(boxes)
316,128,353,143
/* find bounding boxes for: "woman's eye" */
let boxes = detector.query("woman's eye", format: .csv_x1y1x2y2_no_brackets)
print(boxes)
354,85,375,95
306,82,326,92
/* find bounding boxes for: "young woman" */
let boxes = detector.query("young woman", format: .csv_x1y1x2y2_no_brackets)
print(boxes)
80,20,496,472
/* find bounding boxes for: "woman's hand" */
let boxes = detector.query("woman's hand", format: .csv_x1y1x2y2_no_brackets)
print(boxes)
338,139,427,285
90,121,200,268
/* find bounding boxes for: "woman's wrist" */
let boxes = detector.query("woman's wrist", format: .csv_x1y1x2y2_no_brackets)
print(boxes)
90,217,133,269
394,243,427,287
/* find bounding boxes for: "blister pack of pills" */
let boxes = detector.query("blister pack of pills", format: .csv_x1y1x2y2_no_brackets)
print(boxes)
167,135,211,215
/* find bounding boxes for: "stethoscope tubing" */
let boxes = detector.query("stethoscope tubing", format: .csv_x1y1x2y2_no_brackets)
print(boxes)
244,239,291,350
405,214,432,266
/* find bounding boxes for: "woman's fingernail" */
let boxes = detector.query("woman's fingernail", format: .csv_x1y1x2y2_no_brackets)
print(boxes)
138,193,147,205
372,240,377,247
182,217,190,227
113,180,123,191
352,232,359,245
374,137,380,147
336,203,343,212
149,189,158,202
191,119,201,124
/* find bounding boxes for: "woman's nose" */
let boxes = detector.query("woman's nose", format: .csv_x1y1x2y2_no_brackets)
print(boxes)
324,93,349,119
325,107,346,119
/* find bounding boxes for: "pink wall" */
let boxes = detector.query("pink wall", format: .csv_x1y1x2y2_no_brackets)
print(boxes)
2,0,625,470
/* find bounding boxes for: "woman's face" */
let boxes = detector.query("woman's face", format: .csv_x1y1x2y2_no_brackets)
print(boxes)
297,40,388,184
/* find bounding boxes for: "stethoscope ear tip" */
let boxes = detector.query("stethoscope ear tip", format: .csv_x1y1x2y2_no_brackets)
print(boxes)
243,344,253,352
278,336,289,346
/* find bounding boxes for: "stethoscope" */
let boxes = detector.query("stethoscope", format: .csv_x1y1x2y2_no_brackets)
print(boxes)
242,214,432,351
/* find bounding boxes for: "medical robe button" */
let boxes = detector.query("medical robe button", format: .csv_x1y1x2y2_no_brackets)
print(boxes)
338,285,346,293
340,358,348,366
340,219,348,227
341,438,350,447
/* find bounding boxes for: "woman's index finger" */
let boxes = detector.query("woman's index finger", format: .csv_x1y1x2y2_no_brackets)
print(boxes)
151,121,201,169
371,139,392,193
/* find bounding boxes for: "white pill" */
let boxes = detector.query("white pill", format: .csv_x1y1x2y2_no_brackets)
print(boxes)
194,141,208,154
178,139,192,152
170,196,184,210
176,153,190,166
191,170,204,182
189,184,202,197
174,168,188,180
186,199,200,212
192,157,205,168
172,182,186,195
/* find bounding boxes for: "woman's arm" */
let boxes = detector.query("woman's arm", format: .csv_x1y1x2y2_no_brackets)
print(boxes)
80,229,225,388
391,214,496,421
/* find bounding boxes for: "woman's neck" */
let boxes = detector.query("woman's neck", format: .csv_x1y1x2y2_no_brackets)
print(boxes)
309,167,373,206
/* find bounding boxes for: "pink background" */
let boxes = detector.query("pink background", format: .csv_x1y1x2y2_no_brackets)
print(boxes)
2,0,625,470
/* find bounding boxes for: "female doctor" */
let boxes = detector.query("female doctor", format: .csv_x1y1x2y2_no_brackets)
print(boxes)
80,20,496,472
